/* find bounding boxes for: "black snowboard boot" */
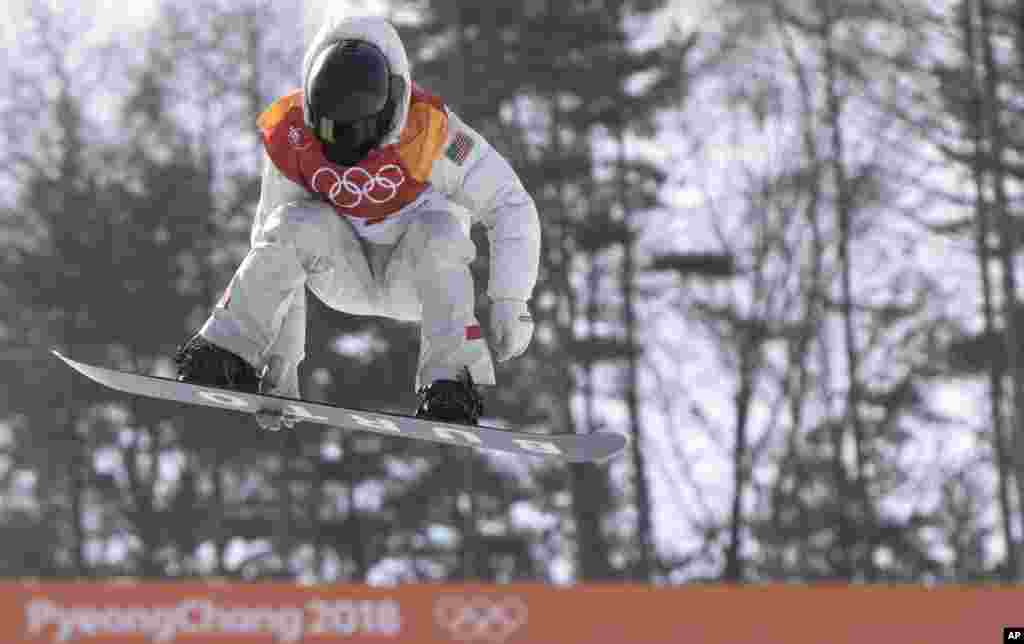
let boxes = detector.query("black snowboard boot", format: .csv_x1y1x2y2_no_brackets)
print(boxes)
173,335,260,393
416,368,484,425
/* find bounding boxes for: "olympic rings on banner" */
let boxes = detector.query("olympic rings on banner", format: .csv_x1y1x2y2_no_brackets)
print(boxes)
434,595,528,643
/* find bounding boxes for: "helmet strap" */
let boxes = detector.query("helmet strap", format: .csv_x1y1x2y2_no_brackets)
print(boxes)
319,117,336,143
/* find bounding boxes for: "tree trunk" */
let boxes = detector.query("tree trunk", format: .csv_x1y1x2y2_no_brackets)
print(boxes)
964,0,1019,580
616,130,655,581
347,437,369,581
571,255,617,580
70,417,88,577
564,239,614,581
533,82,615,581
724,374,753,582
456,458,480,580
776,7,845,576
821,8,875,580
979,0,1024,579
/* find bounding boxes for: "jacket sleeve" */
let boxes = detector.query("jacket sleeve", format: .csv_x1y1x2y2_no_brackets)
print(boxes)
251,149,311,246
254,150,313,379
429,110,541,303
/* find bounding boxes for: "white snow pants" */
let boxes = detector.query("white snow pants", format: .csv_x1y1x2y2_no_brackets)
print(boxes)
198,194,495,391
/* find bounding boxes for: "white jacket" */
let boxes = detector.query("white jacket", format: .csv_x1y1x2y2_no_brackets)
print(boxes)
254,15,541,379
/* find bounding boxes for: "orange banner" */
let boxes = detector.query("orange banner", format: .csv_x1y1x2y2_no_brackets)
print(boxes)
0,582,1019,643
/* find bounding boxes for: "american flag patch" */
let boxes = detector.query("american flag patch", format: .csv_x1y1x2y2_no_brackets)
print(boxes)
445,131,475,165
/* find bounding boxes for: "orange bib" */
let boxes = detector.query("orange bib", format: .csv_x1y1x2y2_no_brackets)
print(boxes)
258,84,449,224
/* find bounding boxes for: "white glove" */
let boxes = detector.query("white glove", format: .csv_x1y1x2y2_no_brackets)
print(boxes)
490,299,535,362
255,354,300,431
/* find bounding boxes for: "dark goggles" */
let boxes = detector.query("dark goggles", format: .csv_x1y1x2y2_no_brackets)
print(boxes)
318,113,382,166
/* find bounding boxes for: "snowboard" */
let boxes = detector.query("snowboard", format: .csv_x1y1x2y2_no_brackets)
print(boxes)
54,351,628,463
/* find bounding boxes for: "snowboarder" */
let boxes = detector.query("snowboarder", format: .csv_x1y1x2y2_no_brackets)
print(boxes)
173,14,540,429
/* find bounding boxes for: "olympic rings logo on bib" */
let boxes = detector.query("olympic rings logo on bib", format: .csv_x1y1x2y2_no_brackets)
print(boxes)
310,164,406,209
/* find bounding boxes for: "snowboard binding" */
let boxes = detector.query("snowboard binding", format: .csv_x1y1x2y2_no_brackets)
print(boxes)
173,335,260,393
416,368,484,426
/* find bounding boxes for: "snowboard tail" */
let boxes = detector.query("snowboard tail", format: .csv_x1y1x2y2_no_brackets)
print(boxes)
54,350,627,463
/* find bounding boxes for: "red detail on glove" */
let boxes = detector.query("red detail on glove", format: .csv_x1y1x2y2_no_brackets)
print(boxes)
217,277,236,309
466,325,482,340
